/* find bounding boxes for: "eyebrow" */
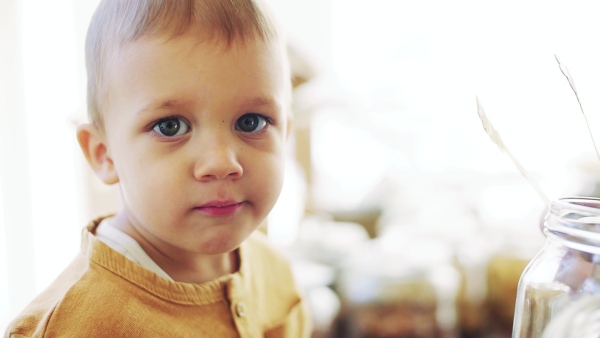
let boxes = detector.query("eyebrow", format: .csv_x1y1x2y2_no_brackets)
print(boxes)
137,96,280,116
246,96,280,109
137,99,191,116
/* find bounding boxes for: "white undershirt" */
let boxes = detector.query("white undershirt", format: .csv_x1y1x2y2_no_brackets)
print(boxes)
95,218,173,281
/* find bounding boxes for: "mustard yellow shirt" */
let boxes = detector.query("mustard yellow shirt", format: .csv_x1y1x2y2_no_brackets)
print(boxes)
5,218,311,338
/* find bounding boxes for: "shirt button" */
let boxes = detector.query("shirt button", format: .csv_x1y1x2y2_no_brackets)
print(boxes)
235,302,247,318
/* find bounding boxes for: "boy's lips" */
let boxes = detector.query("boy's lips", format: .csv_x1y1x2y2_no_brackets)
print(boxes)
194,200,243,216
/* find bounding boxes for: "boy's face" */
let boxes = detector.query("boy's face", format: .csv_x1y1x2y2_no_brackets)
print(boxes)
100,33,289,255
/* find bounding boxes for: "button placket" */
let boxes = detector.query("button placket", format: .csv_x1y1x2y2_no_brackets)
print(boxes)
226,275,253,337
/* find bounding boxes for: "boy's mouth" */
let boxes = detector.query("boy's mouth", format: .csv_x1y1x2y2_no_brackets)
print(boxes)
194,200,243,216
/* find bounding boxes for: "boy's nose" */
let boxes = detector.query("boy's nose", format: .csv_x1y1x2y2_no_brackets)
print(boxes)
193,143,243,182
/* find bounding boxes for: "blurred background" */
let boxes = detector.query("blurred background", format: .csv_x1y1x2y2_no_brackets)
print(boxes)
3,0,600,336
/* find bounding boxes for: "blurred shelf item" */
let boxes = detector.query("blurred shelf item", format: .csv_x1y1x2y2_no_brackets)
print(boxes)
330,209,382,239
486,240,538,335
453,236,495,337
335,233,460,338
291,259,340,338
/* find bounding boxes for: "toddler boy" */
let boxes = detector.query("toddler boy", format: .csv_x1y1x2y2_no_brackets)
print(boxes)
5,0,311,337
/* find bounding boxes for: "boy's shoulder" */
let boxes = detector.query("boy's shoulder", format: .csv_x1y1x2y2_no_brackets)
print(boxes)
5,219,158,337
3,247,129,337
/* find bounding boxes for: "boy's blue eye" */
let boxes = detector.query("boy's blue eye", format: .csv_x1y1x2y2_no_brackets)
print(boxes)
235,113,268,133
153,117,190,137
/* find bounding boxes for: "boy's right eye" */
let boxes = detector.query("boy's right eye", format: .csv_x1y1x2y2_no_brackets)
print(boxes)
152,117,190,137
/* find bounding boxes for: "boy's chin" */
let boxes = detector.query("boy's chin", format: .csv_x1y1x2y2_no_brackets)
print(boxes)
197,231,250,256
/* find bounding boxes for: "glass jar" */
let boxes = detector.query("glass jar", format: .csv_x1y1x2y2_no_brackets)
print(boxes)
512,197,600,338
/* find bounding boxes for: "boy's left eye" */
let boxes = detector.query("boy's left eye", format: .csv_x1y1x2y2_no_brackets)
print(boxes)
152,117,190,137
235,113,269,133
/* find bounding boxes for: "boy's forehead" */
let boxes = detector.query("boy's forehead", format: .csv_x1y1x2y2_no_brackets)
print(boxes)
102,32,291,118
112,32,289,84
113,30,287,71
118,22,283,52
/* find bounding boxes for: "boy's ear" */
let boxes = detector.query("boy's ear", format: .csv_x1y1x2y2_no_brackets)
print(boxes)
76,124,119,185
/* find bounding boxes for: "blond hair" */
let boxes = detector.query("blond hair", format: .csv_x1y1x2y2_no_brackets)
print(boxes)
85,0,279,129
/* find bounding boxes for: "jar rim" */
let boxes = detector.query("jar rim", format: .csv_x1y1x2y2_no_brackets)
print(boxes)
546,196,600,254
552,196,600,214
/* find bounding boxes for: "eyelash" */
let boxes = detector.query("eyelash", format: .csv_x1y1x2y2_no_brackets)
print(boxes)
235,113,273,134
147,113,274,139
150,116,191,138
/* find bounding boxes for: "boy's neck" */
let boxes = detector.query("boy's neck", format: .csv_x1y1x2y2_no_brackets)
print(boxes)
109,211,240,284
154,250,239,285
